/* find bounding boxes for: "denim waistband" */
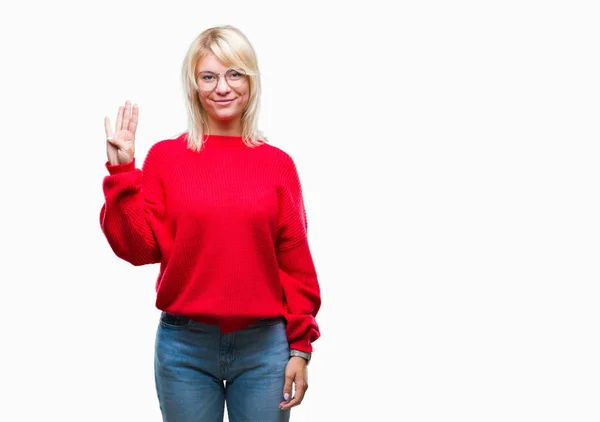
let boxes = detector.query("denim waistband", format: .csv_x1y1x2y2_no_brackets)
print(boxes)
160,312,285,330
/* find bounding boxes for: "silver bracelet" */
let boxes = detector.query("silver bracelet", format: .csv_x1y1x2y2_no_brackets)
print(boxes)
290,349,311,364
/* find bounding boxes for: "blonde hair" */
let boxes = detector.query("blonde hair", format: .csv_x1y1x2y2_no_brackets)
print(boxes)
180,25,266,152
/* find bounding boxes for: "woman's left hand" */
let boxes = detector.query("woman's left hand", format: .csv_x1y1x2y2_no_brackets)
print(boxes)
279,356,309,410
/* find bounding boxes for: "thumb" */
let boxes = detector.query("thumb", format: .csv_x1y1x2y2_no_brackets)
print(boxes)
107,136,126,151
283,372,294,402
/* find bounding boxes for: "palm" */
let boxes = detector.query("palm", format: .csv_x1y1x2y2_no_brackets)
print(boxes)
108,129,135,164
105,100,138,165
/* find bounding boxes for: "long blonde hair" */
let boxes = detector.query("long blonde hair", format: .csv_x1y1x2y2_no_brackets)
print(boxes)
179,25,266,152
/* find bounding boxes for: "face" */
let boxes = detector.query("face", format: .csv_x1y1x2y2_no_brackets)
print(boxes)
195,52,250,129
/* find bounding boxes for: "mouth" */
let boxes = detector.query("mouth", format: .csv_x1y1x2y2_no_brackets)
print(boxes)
214,98,235,106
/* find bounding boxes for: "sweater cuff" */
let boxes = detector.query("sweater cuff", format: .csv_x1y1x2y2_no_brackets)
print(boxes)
105,159,136,175
289,338,313,353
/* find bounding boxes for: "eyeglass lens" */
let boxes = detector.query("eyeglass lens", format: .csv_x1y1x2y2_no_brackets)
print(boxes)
197,68,247,91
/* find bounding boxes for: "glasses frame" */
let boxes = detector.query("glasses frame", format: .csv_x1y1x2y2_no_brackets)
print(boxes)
195,66,257,92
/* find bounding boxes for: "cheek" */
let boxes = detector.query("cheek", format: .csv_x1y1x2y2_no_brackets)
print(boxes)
198,94,211,109
239,91,250,110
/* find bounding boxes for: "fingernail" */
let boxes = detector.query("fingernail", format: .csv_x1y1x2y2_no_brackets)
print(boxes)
284,393,290,401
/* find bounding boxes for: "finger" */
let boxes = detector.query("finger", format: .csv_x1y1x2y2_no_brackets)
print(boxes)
104,116,114,139
129,103,139,135
282,373,293,404
280,381,307,409
116,105,124,132
122,100,131,133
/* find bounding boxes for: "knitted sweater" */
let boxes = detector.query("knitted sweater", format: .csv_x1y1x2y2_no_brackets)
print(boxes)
99,133,321,352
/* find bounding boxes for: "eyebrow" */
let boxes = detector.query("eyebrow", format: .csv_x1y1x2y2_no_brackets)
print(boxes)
198,66,243,72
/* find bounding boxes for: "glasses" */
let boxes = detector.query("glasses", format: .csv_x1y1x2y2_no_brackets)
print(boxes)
196,67,253,91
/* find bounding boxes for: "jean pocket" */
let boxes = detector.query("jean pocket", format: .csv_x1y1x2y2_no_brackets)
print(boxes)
159,312,192,329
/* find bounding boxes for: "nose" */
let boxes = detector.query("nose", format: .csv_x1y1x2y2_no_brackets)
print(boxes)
215,74,231,94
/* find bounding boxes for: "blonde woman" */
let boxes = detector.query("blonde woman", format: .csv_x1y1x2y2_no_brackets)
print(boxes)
100,25,321,421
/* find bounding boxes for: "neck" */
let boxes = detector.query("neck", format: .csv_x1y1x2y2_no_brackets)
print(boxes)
206,117,243,137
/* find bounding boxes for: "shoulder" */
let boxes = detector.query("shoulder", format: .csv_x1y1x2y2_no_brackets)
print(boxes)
145,133,187,160
150,133,187,153
138,134,186,175
255,143,302,189
255,142,297,171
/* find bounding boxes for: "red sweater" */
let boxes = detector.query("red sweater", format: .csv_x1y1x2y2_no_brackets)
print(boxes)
100,133,321,352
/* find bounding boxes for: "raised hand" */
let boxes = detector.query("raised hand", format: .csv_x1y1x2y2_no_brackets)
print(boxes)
105,100,138,165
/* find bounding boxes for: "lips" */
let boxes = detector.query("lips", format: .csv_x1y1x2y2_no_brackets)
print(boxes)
214,99,234,105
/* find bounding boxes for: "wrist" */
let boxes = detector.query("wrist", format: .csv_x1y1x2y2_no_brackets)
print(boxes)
289,349,311,364
105,158,136,174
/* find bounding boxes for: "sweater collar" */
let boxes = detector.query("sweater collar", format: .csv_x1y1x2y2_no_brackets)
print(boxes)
203,134,245,147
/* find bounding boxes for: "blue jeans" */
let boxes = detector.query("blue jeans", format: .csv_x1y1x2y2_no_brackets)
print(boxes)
154,312,291,422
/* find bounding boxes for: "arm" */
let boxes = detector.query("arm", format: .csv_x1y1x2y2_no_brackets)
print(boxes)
99,144,169,266
276,155,321,353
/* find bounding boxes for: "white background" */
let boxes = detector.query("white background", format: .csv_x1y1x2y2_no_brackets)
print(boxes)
1,0,599,421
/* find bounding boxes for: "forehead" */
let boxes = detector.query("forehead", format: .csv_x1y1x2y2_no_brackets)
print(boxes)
196,52,228,72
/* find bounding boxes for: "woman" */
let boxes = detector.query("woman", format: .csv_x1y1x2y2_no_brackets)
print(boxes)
100,25,321,422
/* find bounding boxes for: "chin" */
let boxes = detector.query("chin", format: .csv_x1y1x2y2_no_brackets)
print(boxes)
213,110,240,121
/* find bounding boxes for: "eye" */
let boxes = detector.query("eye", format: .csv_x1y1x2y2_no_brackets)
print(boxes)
226,68,245,80
200,73,216,81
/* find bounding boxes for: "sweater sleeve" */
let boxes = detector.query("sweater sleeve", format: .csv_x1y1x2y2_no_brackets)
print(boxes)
276,156,322,353
99,144,170,266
